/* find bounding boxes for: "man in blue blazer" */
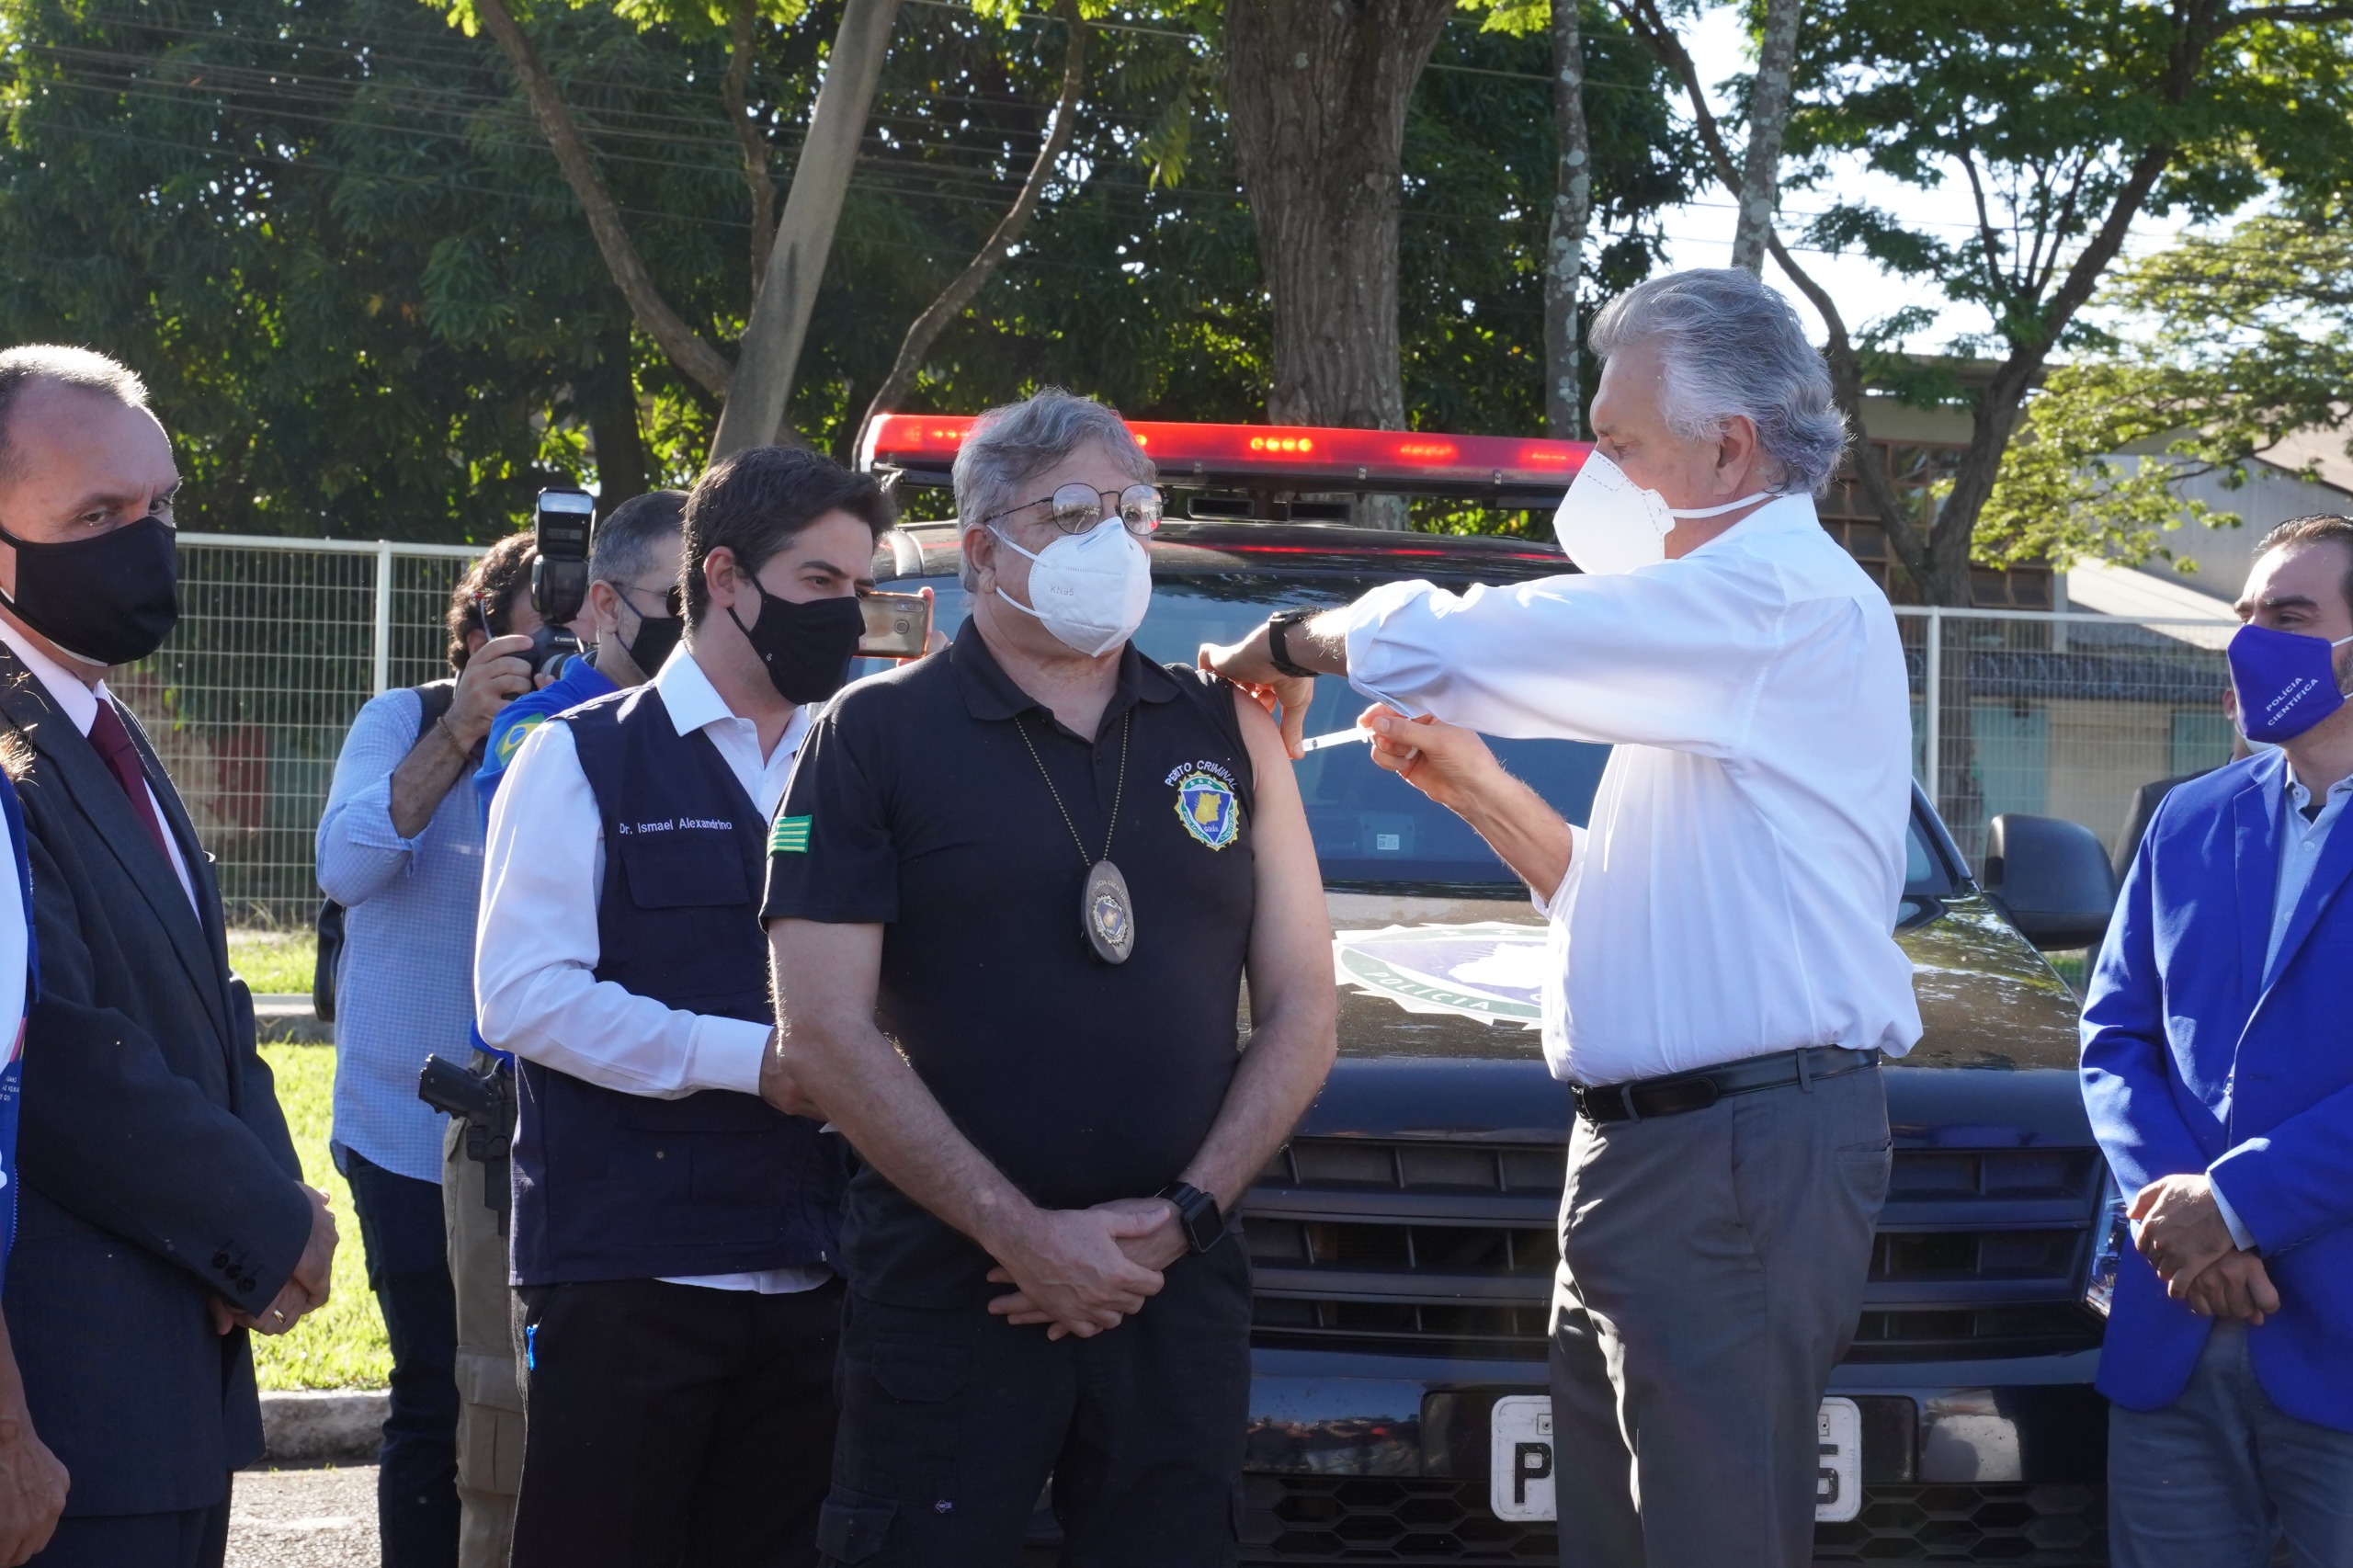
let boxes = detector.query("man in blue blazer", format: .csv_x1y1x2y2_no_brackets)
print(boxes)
2082,511,2353,1565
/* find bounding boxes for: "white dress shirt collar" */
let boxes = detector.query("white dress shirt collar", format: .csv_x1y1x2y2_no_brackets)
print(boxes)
656,642,811,767
0,617,105,735
1682,492,1821,559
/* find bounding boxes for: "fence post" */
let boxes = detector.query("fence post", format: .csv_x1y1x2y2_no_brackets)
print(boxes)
371,540,393,695
1922,607,1943,813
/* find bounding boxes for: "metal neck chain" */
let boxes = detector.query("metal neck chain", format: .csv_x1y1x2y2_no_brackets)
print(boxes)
1015,709,1131,870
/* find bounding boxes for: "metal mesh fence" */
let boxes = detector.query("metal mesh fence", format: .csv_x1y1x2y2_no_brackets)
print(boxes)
108,538,2239,928
1899,608,2236,869
114,536,481,927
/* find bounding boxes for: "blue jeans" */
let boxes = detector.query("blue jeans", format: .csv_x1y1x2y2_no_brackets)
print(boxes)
2109,1317,2353,1568
345,1150,460,1568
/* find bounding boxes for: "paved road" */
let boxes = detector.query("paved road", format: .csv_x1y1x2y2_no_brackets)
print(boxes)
229,1465,377,1568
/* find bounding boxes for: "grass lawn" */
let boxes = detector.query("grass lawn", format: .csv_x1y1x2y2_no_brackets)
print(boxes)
254,1040,392,1390
229,928,319,997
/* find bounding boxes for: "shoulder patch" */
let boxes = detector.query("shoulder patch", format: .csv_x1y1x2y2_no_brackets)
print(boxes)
494,713,546,767
768,814,812,854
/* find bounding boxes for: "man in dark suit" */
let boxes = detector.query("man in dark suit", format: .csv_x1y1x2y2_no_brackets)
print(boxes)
0,347,336,1568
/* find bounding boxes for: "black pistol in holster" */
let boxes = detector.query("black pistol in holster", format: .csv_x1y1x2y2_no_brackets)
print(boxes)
417,1053,517,1235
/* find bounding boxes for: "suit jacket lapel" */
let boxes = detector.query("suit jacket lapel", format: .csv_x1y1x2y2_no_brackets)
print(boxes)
2231,766,2279,1005
115,701,235,1038
2263,788,2353,993
0,652,231,1051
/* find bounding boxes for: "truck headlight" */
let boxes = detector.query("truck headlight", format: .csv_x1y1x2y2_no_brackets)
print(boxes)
2084,1174,2128,1317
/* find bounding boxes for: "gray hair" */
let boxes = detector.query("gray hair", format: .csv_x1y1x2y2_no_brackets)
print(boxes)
1588,268,1847,497
589,489,687,588
951,390,1154,590
0,345,152,483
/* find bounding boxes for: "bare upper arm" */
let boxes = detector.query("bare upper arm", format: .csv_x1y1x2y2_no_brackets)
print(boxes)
1231,687,1336,1020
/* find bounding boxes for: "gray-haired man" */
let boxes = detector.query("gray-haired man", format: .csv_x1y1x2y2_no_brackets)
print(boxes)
1205,269,1920,1567
761,390,1336,1566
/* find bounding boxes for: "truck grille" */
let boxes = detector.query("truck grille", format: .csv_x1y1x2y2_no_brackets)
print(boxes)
1238,1476,2105,1564
1242,1139,2105,1361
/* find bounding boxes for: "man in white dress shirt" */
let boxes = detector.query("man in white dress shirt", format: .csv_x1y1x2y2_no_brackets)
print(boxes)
475,447,890,1567
1204,268,1920,1568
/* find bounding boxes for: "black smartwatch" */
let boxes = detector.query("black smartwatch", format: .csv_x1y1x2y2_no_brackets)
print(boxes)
1265,608,1317,679
1157,1182,1227,1255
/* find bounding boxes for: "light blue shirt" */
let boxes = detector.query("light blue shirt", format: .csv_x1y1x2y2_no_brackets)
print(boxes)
316,687,485,1185
2211,764,2352,1250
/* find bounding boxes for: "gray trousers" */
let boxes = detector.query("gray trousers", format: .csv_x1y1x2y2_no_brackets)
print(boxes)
444,1107,522,1568
1549,1063,1890,1568
2109,1318,2353,1568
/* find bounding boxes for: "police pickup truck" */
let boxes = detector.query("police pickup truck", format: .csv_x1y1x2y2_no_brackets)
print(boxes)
861,415,2127,1565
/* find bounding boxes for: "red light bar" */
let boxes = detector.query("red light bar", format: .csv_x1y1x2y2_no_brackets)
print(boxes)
859,414,1589,500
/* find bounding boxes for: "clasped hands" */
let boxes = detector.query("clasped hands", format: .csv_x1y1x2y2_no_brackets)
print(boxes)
209,1185,337,1338
983,1197,1190,1341
758,1040,1189,1341
2131,1173,2279,1325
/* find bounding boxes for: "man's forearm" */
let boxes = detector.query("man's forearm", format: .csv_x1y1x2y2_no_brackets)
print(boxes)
1179,1006,1336,1216
787,1009,1039,1256
1448,765,1575,902
1291,610,1353,676
388,724,471,838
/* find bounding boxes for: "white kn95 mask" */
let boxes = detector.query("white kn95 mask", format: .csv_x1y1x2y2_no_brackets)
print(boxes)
1552,449,1773,575
990,517,1154,657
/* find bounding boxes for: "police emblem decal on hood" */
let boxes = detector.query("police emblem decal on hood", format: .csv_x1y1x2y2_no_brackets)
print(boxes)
1333,922,1549,1029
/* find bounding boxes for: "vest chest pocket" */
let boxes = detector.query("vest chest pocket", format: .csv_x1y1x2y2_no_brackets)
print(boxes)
620,831,752,908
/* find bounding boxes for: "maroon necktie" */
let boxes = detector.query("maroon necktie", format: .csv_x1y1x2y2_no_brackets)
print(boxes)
87,701,173,863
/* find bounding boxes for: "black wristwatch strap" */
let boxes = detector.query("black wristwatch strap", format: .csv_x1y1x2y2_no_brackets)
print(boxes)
1266,608,1317,678
1158,1182,1227,1255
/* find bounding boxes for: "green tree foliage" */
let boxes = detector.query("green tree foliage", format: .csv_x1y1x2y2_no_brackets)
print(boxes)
1403,5,1690,440
0,0,1698,541
0,0,710,538
1758,0,2353,604
1977,215,2353,572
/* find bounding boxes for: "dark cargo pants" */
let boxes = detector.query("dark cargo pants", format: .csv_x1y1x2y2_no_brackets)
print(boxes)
817,1235,1252,1568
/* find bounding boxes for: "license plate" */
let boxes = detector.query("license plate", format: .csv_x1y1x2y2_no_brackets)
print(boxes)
1488,1394,1863,1525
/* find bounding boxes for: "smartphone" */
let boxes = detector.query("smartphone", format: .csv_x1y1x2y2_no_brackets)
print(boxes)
857,590,931,658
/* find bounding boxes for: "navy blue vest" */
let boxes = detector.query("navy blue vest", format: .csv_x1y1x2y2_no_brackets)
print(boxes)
509,683,846,1286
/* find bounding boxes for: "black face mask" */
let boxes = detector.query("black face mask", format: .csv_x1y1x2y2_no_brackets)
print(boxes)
619,597,684,678
726,585,861,705
0,514,179,666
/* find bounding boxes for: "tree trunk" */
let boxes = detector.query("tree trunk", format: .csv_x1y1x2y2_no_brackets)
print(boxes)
586,320,648,506
721,0,780,294
858,1,1087,455
1729,0,1802,273
473,0,733,399
1544,0,1592,439
1223,0,1455,442
710,0,904,460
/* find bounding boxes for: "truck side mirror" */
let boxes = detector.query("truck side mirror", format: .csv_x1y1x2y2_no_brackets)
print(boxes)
1982,812,2119,951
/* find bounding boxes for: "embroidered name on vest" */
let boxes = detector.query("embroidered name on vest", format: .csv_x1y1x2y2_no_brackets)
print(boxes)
615,816,733,836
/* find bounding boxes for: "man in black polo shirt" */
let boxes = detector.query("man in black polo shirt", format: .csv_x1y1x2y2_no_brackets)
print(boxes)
760,390,1337,1567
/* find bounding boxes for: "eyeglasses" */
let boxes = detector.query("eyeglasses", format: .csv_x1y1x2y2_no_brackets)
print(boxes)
619,582,682,619
982,483,1163,538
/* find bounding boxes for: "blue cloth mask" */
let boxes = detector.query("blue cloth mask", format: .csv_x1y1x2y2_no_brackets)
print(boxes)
2227,621,2353,743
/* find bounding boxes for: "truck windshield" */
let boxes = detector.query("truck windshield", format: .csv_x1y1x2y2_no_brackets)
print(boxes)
894,574,1938,898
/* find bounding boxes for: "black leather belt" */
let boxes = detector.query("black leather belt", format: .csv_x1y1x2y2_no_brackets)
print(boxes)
1571,1046,1881,1124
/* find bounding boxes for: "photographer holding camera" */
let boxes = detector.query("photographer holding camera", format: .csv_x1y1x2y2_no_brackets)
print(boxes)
315,528,571,1568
